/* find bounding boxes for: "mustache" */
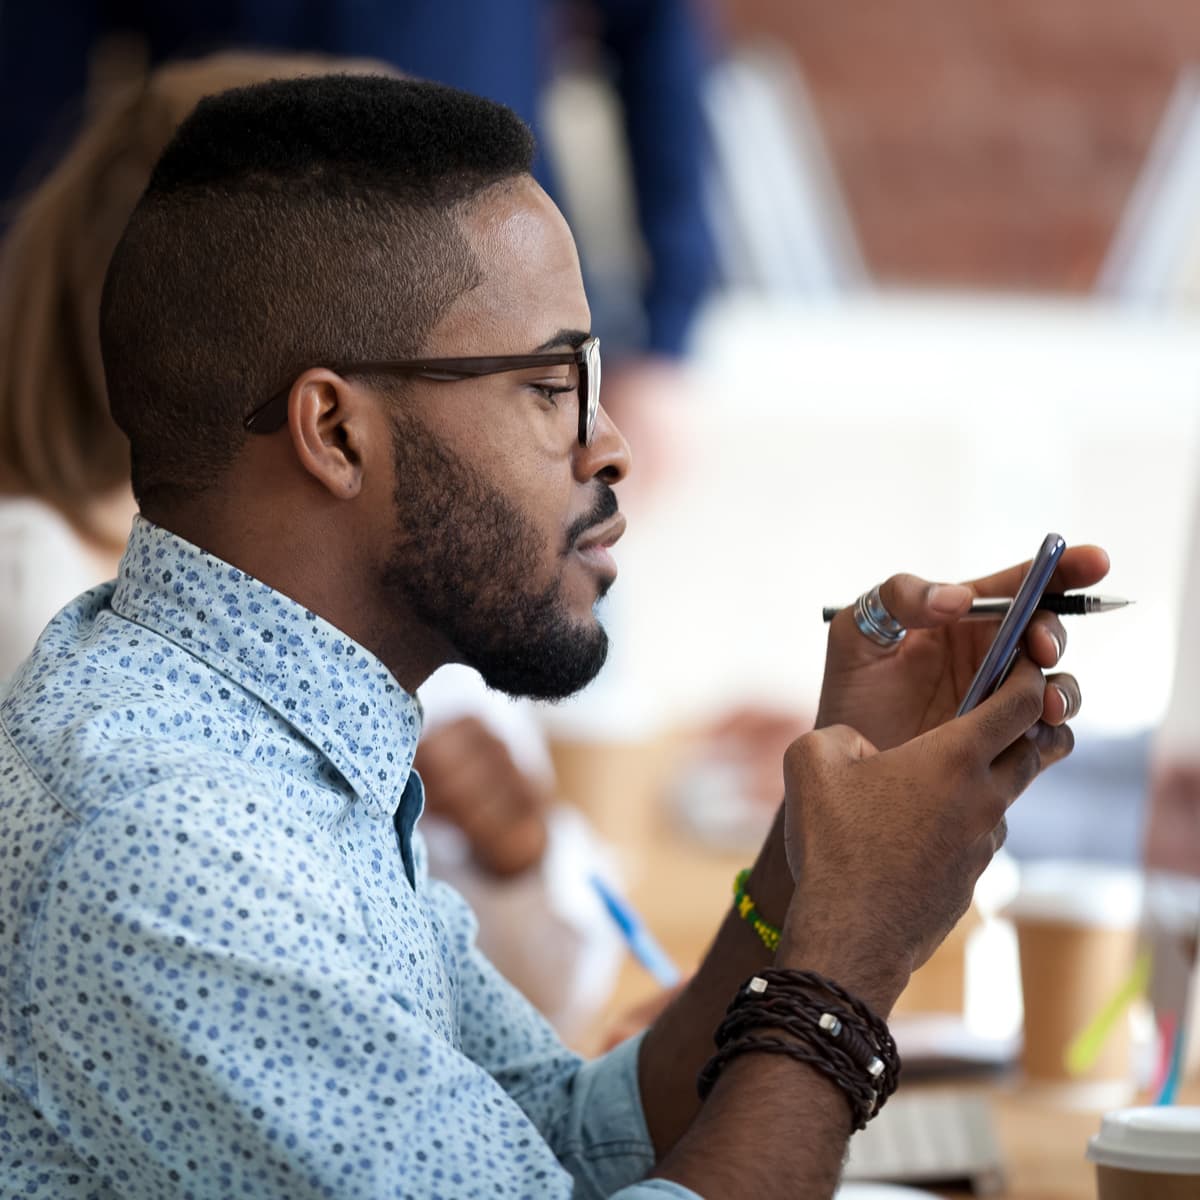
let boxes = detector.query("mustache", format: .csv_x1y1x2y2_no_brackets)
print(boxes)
565,484,620,550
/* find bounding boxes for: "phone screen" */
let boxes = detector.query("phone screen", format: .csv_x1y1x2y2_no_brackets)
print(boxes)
956,533,1067,716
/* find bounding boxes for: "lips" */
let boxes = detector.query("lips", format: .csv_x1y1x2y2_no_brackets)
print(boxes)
573,513,627,555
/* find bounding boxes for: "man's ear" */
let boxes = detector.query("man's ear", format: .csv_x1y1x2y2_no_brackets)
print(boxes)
285,368,374,500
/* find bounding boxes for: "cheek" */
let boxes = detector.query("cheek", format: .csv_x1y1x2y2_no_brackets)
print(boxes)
499,441,568,520
484,452,573,572
522,468,573,560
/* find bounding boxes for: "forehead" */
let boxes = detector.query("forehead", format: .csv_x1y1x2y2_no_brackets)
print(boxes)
427,176,591,353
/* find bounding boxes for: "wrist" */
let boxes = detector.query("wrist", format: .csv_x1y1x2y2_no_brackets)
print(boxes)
746,805,792,923
774,930,909,1018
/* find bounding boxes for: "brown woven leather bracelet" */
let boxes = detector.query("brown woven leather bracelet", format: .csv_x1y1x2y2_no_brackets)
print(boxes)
697,968,901,1130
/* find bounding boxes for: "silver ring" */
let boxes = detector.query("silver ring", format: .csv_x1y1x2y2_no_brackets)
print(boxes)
853,584,907,649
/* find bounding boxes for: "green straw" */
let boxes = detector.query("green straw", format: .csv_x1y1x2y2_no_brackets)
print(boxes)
1064,948,1151,1076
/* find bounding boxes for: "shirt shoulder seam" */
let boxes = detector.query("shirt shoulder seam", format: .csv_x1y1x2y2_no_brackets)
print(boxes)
0,705,63,810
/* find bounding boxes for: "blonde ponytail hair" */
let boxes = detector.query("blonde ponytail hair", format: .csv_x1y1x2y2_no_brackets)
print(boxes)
0,51,389,546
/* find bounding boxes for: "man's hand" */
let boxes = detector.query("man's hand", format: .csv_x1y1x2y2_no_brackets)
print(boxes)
413,717,550,878
816,545,1110,751
780,656,1075,1008
645,657,1076,1197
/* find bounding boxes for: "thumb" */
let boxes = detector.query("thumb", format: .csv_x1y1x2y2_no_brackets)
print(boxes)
876,573,973,631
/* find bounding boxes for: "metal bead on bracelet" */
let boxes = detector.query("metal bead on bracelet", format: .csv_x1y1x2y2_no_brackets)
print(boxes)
853,583,907,649
816,1009,886,1112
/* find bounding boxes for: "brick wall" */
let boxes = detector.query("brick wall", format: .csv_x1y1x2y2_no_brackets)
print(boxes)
723,1,1200,290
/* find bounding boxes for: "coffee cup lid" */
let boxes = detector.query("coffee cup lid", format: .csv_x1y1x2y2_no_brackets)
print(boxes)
1005,861,1143,928
1086,1107,1200,1174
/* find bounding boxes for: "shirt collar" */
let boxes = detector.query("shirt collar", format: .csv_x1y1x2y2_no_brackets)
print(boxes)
111,516,422,820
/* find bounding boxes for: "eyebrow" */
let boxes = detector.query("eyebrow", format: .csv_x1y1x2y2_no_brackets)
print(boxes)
532,328,590,353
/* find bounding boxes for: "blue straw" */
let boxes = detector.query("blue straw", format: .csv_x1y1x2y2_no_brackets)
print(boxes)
590,874,682,988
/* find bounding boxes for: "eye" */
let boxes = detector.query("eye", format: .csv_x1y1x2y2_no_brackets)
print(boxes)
529,382,575,406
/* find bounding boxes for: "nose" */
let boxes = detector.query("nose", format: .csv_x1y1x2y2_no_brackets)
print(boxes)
576,404,631,486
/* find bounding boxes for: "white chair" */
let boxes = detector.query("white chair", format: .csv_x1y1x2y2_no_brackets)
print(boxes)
1097,67,1200,306
702,42,867,294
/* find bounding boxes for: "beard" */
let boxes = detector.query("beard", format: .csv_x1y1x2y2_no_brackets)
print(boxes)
380,409,613,700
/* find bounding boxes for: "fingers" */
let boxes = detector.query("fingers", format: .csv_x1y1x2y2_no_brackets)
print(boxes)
414,717,551,876
1026,611,1066,668
415,716,494,777
1040,671,1082,725
434,773,548,877
876,572,973,630
990,719,1075,804
991,815,1008,854
951,655,1046,759
415,718,507,820
969,544,1110,600
962,658,1081,755
841,546,1110,655
1047,544,1111,593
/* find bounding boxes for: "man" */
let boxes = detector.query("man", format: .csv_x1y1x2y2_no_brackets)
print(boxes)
0,75,1103,1198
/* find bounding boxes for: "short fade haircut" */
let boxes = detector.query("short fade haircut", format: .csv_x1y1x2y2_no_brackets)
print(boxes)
100,74,535,508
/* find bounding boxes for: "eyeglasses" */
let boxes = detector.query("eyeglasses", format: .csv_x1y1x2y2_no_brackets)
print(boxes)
242,335,601,446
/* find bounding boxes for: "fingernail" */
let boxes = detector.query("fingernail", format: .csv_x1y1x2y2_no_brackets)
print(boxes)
1024,721,1056,748
1048,629,1064,660
1053,684,1071,719
929,584,971,614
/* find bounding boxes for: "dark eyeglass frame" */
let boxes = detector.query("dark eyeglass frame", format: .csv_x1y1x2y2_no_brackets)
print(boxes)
242,335,601,446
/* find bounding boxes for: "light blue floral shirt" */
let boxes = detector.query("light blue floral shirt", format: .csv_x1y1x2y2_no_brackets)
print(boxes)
0,517,698,1200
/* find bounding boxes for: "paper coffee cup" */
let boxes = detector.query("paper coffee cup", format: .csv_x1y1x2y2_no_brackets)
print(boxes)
1007,862,1143,1095
1087,1106,1200,1199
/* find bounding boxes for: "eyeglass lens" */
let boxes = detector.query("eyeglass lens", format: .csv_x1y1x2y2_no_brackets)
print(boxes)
583,338,601,445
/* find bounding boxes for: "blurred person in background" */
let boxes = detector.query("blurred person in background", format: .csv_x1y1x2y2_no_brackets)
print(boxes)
0,49,624,1040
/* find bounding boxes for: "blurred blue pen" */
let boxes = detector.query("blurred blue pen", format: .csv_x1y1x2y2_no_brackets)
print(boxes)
590,874,682,988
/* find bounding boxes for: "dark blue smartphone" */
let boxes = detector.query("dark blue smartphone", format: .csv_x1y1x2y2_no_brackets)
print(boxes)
956,533,1067,716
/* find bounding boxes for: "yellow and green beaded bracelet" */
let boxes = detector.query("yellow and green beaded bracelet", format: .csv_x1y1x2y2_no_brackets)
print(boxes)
732,867,781,953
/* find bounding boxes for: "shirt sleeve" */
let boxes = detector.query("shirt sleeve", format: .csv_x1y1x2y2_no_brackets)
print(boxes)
565,1038,705,1200
427,877,701,1199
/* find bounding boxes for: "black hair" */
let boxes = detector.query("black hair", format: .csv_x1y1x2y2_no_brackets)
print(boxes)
100,73,535,508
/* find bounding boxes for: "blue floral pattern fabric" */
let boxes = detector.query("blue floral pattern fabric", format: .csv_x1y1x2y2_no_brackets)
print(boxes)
0,517,697,1200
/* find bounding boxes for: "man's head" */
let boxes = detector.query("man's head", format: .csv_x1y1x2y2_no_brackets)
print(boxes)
101,74,630,699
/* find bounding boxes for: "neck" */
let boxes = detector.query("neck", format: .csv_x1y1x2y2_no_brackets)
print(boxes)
144,501,450,695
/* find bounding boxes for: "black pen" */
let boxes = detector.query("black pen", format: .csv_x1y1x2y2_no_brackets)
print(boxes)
821,593,1133,623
